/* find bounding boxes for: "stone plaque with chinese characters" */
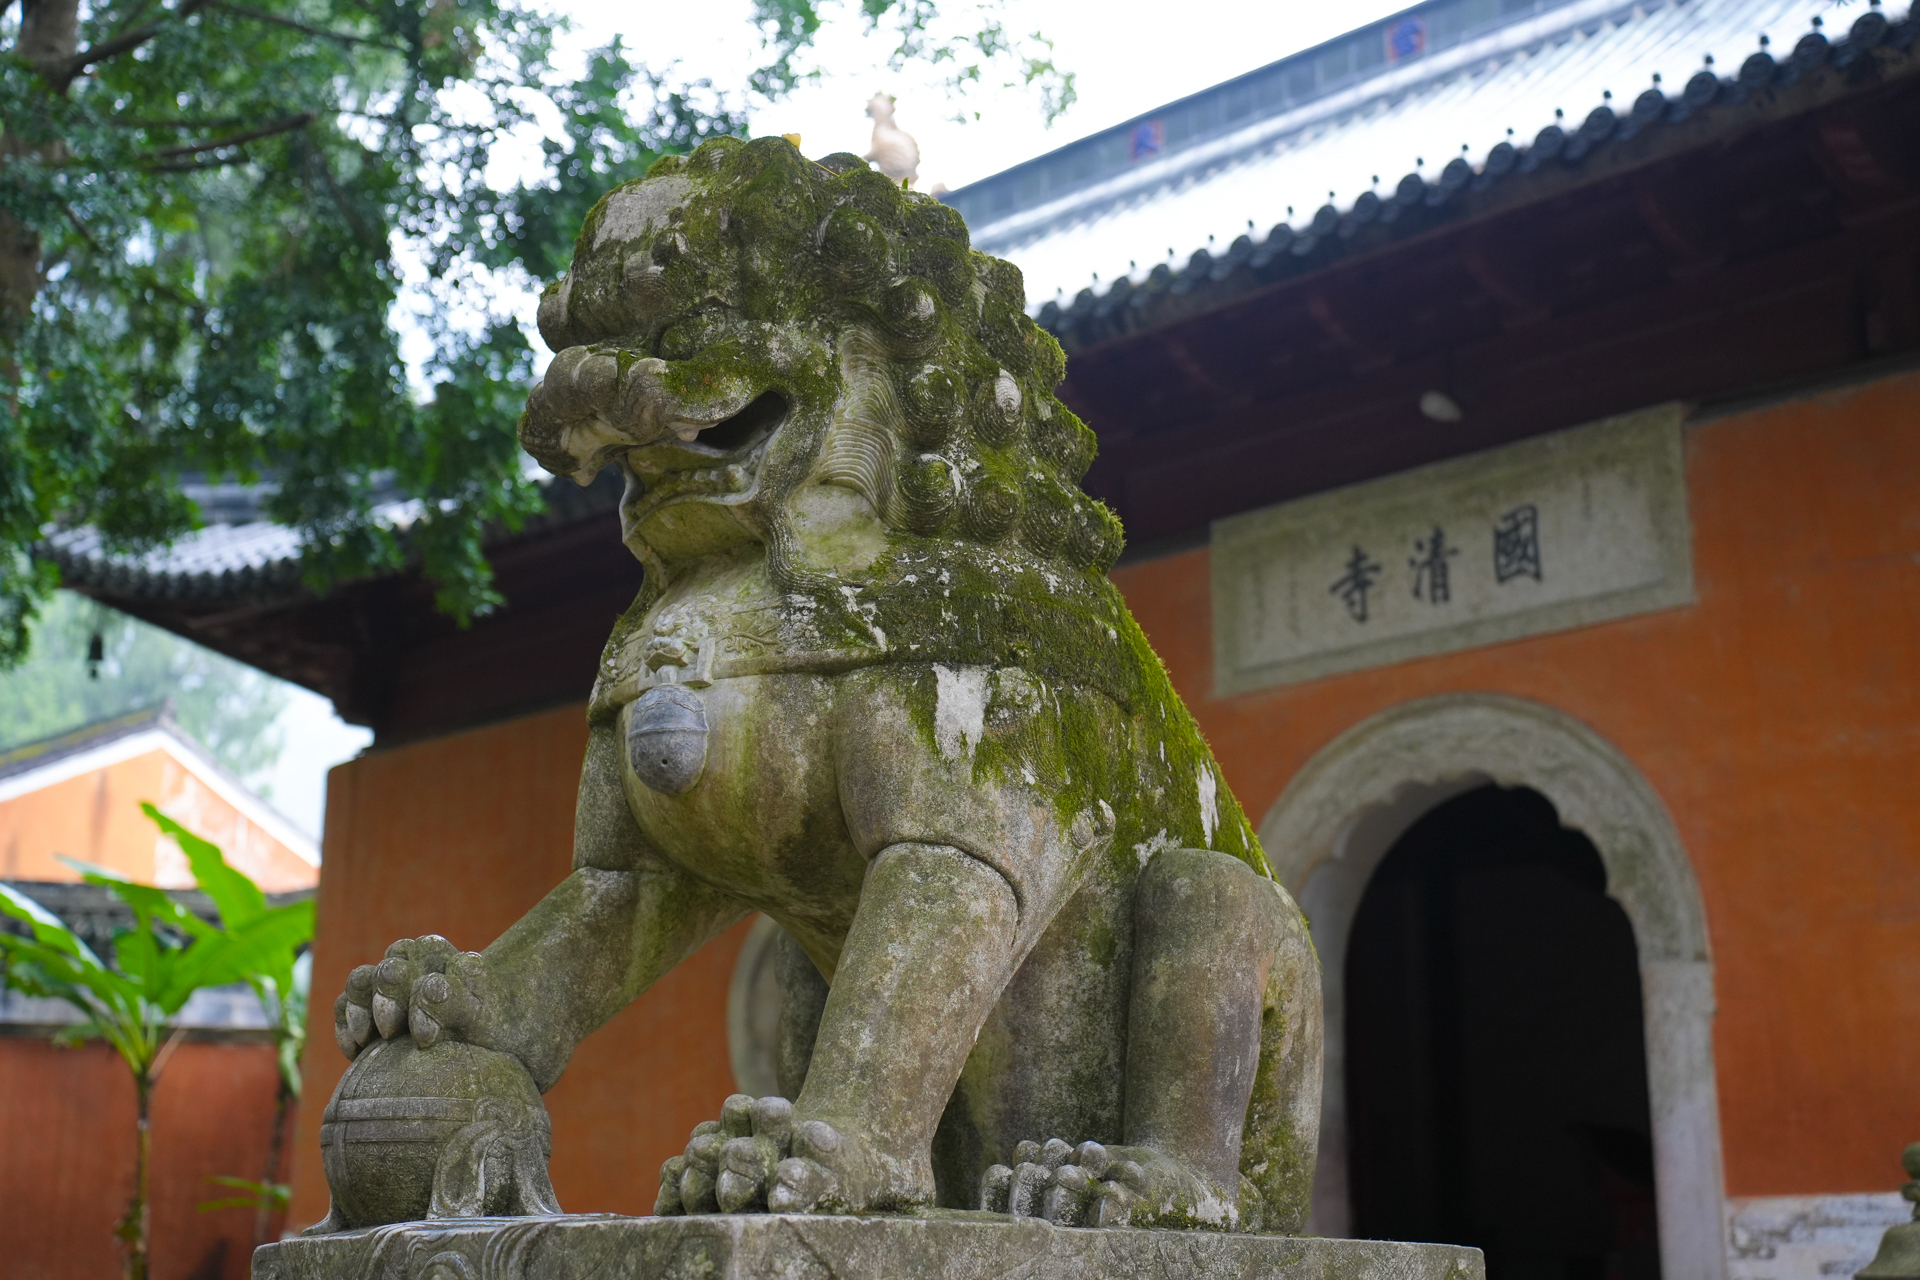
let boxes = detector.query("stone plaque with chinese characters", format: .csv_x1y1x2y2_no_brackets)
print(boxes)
1211,404,1693,694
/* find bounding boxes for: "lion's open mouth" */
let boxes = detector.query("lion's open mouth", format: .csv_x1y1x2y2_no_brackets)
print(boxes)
691,390,788,454
623,389,789,518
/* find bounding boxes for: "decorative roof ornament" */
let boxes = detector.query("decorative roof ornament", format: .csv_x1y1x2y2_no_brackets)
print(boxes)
864,93,920,187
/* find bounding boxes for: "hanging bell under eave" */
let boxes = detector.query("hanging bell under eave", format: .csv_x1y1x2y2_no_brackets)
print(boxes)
1859,1225,1920,1280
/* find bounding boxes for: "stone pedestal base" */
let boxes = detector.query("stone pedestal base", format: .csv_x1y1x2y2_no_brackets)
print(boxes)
253,1213,1484,1280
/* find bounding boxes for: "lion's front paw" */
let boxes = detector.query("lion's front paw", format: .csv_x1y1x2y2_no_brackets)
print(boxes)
980,1138,1241,1230
333,935,492,1059
657,1094,809,1216
979,1138,1141,1227
656,1095,924,1216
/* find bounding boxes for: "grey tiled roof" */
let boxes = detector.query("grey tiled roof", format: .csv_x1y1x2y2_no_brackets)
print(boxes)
946,0,1599,244
975,0,1917,338
44,521,311,601
0,703,178,784
43,469,624,607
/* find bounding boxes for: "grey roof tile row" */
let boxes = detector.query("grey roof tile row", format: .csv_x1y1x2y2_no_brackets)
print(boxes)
1030,0,1915,342
43,469,624,607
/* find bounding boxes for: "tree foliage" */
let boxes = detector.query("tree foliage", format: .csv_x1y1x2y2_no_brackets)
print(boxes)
0,0,1071,668
751,0,1076,121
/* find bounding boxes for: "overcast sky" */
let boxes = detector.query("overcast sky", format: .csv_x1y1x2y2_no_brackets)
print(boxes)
552,0,1417,194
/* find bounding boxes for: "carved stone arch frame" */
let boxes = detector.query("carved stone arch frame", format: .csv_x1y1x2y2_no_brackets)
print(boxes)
1262,693,1725,1280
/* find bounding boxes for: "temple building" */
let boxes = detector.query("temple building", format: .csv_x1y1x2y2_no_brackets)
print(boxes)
0,704,319,890
41,2,1920,1278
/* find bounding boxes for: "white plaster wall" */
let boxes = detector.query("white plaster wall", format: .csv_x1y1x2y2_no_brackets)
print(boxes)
1727,1194,1908,1280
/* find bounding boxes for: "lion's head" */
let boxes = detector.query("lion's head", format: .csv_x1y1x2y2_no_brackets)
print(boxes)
519,135,1123,594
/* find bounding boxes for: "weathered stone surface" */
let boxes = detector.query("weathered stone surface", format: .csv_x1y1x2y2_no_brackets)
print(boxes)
316,135,1324,1240
1854,1143,1920,1280
312,1035,559,1233
257,1213,1483,1280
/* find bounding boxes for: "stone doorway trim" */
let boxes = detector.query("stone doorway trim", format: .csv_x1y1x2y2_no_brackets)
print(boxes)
1261,692,1724,1280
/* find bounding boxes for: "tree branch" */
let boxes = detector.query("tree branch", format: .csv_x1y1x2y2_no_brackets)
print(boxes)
55,0,216,92
111,0,164,39
61,202,103,252
211,2,403,51
151,111,315,160
110,116,251,130
310,146,373,244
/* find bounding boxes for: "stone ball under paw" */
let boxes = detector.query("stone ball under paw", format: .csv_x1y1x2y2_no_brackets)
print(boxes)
319,1036,554,1228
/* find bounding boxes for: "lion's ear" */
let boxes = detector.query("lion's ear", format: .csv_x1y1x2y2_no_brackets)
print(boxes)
537,276,579,354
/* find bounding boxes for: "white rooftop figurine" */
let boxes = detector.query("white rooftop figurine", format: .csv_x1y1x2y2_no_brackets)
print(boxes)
864,93,919,186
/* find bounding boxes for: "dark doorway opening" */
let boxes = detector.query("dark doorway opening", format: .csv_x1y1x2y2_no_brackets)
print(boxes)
1345,784,1661,1280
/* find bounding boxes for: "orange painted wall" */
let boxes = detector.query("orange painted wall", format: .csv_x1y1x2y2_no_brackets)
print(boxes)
0,1036,291,1280
1109,370,1920,1198
286,705,749,1232
0,745,317,892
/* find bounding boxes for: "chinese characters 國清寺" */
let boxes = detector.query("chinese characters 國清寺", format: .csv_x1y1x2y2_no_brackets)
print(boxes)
1328,503,1542,623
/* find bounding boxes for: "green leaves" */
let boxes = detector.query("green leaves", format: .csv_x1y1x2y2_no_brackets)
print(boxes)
143,803,267,928
0,805,314,1084
0,878,156,1069
140,801,313,1094
0,0,1072,663
196,1174,290,1215
0,0,662,648
0,879,110,968
749,0,1077,123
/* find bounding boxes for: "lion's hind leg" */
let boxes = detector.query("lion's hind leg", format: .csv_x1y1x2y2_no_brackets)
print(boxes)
982,848,1322,1232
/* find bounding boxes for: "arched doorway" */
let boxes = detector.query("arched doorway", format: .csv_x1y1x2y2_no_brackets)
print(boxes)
1261,694,1726,1280
1346,784,1660,1280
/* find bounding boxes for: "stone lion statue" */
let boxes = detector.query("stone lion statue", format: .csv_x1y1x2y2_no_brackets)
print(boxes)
318,135,1321,1237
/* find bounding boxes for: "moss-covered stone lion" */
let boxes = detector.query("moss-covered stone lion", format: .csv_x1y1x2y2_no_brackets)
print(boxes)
322,135,1321,1235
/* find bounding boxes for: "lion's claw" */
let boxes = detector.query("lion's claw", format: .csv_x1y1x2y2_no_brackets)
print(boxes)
768,1156,839,1212
371,991,405,1040
655,1155,688,1215
657,1095,879,1216
680,1127,723,1213
981,1137,1211,1228
715,1137,767,1212
333,935,490,1059
659,1099,794,1216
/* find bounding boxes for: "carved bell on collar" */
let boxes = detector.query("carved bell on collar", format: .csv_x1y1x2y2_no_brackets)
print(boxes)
627,683,709,795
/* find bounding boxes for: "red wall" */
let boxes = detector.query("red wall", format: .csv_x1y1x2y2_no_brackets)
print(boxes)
286,706,748,1233
0,1037,290,1280
1110,371,1920,1197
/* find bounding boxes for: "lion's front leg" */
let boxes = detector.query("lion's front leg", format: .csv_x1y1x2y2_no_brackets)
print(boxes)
772,665,1112,1213
653,664,1109,1217
770,839,1023,1211
656,842,1027,1217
